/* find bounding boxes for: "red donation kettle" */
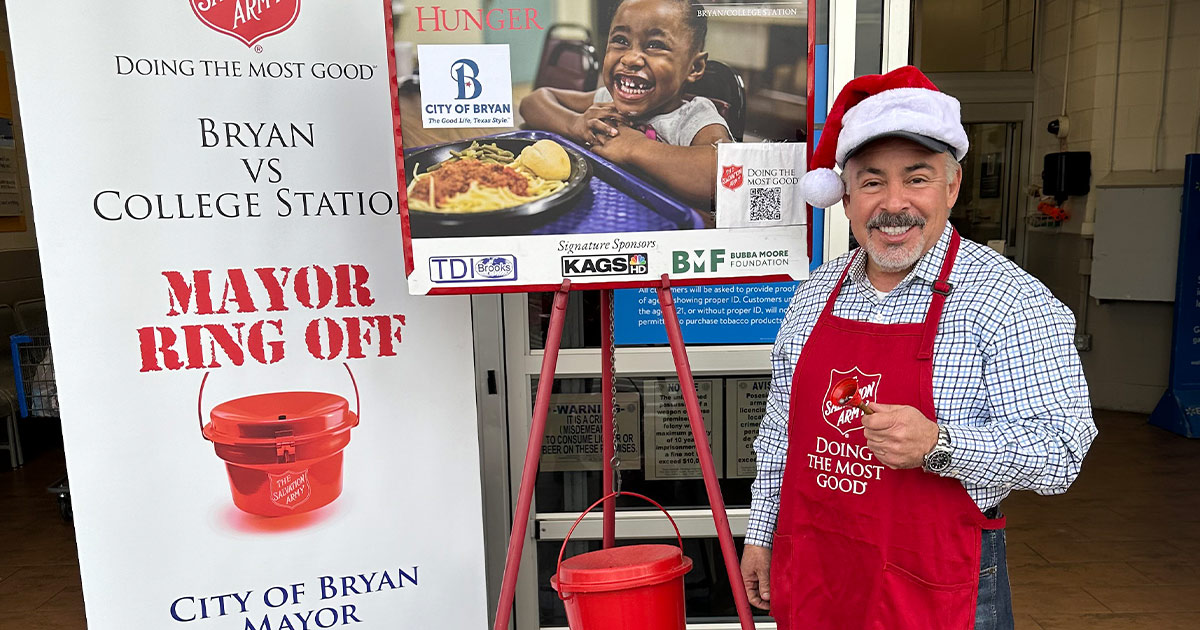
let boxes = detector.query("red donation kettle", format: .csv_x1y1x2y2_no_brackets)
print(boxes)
551,492,693,630
201,386,360,517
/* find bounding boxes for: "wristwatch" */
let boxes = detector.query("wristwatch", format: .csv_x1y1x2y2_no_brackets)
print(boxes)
922,425,952,473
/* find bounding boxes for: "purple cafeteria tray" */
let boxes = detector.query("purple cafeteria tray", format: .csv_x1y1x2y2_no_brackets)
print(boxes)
405,130,706,233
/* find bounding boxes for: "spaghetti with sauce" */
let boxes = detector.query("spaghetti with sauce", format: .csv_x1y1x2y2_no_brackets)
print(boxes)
407,141,570,213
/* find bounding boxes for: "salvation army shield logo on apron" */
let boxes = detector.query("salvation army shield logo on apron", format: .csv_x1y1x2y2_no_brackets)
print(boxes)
190,0,301,48
821,367,881,437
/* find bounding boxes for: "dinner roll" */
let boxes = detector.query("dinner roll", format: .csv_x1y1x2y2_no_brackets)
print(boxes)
519,140,571,181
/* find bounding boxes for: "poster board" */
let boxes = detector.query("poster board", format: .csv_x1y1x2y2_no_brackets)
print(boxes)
394,1,810,294
643,378,722,480
725,377,768,478
541,392,642,471
6,2,489,629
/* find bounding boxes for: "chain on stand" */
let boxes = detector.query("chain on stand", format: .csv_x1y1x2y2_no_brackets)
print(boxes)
607,294,623,495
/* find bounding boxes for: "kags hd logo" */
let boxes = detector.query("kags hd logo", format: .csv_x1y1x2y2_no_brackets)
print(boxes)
430,255,518,283
672,249,726,273
562,253,648,277
190,0,300,48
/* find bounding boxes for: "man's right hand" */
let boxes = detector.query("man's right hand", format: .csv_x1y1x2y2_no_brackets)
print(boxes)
740,544,772,610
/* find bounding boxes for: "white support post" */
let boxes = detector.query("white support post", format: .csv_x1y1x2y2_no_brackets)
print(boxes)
825,0,858,262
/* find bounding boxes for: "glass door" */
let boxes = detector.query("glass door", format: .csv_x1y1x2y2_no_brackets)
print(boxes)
958,102,1034,266
484,1,911,627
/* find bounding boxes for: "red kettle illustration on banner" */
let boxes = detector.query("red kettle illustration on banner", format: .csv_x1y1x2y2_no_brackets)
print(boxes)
199,365,361,518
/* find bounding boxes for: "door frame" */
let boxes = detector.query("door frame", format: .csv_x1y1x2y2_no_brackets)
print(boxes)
474,0,916,626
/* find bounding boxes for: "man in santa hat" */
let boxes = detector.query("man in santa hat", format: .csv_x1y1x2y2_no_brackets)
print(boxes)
740,66,1096,629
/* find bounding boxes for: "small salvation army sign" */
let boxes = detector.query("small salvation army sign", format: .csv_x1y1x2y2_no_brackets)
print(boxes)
6,2,489,629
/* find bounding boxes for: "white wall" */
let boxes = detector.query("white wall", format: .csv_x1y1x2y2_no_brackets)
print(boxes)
1027,0,1196,412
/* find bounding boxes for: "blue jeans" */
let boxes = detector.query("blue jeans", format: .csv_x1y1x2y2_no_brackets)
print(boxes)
975,527,1015,630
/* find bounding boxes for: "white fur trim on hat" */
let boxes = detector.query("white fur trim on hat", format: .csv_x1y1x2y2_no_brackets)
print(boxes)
800,167,845,208
835,87,968,166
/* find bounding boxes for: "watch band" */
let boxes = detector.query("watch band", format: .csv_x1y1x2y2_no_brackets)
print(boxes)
923,425,952,473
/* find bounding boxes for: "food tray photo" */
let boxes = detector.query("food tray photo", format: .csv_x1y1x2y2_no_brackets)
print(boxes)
403,130,706,238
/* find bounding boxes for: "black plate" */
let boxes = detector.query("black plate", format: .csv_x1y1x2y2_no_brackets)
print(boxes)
405,137,592,237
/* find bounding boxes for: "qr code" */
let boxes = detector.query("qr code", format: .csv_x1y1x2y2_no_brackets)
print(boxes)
749,187,782,222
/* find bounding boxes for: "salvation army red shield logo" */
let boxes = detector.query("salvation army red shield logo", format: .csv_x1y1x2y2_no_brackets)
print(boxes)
190,0,301,48
268,469,312,510
821,367,882,437
721,164,743,191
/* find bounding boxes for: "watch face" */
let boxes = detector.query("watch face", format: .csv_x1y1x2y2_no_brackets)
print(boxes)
926,450,952,472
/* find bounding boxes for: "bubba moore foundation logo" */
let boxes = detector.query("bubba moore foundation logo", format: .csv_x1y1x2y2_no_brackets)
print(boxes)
562,253,649,277
672,248,792,273
191,0,301,49
822,367,881,437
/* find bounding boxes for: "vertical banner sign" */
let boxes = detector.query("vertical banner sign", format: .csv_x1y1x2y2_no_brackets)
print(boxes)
644,379,722,480
1150,154,1200,437
725,378,769,478
540,393,642,472
6,3,490,630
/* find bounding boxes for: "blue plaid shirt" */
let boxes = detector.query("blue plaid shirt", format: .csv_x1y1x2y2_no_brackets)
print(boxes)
747,225,1097,548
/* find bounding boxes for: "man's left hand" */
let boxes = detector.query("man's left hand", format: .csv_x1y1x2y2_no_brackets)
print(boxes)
862,403,940,469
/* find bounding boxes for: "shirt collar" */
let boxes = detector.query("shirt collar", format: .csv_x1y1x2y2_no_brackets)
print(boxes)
846,223,955,293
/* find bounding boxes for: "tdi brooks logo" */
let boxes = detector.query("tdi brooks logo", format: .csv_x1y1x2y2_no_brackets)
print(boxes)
721,165,743,191
190,0,300,48
451,59,483,99
562,253,649,277
672,249,726,273
430,255,518,283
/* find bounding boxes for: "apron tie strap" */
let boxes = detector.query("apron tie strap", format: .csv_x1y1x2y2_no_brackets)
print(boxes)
917,231,961,361
821,250,860,319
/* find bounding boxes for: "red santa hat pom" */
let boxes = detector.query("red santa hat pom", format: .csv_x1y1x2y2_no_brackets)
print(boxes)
801,66,967,208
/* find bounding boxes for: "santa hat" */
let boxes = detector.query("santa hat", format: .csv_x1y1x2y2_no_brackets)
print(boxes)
800,65,969,208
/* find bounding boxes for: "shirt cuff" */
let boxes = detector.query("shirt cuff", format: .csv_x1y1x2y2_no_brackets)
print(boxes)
745,498,779,548
940,424,998,485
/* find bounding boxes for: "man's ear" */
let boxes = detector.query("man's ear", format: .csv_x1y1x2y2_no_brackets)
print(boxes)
946,157,963,207
687,51,708,84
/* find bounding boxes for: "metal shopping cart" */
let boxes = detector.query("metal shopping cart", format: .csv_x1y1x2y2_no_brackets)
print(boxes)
9,326,71,520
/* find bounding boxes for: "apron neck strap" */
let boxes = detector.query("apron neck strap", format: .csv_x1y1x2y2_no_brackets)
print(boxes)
820,250,860,318
820,229,960,360
917,229,961,360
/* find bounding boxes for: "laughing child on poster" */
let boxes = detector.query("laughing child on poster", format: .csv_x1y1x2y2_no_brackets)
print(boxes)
519,0,732,208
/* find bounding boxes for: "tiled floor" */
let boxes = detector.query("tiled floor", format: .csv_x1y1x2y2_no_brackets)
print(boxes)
1004,410,1200,629
1,410,1198,629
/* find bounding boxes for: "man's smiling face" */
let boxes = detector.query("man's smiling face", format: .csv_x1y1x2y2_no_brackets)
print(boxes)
842,137,962,279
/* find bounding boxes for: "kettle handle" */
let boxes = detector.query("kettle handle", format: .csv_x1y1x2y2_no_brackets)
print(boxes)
197,363,363,438
554,491,684,600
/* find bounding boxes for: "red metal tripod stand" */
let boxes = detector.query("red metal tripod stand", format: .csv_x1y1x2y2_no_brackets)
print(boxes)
492,276,757,630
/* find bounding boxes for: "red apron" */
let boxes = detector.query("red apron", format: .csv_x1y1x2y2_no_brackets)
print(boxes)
770,231,1005,629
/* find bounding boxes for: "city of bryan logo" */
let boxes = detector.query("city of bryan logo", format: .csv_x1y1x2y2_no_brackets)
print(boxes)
722,164,743,191
451,59,483,100
190,0,300,49
822,367,881,437
562,253,649,277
